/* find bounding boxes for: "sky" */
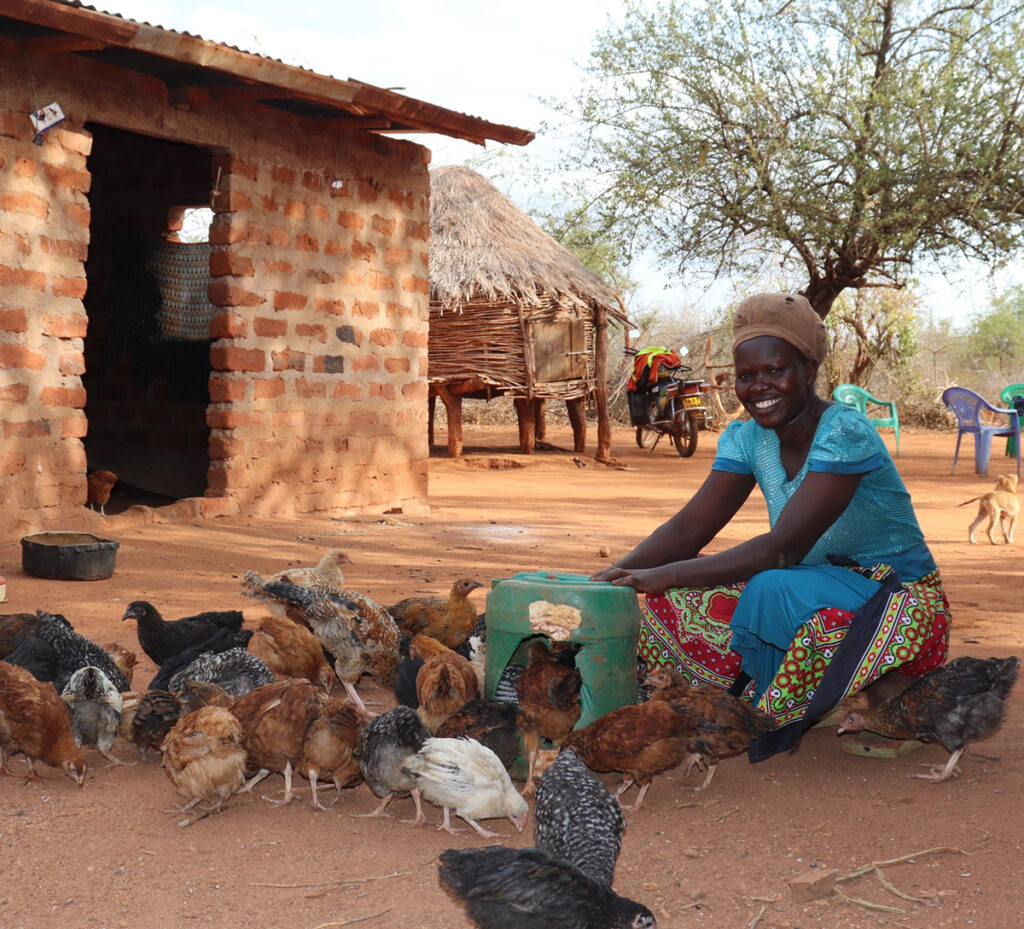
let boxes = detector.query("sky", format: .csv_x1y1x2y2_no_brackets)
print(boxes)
89,0,1022,328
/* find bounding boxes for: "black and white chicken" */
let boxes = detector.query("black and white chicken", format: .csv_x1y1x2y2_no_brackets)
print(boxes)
357,705,432,823
61,666,126,765
34,610,130,693
167,647,273,697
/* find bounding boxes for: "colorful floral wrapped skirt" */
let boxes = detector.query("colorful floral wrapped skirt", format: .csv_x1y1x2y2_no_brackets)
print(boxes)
638,565,950,727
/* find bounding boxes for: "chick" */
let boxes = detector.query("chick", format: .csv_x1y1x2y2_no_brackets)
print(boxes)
61,666,126,766
401,736,529,838
161,705,248,825
356,705,432,823
389,577,483,650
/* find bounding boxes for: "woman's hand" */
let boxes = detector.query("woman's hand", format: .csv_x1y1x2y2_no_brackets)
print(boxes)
592,564,678,596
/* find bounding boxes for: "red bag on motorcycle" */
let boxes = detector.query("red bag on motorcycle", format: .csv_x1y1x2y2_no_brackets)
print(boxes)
627,347,682,393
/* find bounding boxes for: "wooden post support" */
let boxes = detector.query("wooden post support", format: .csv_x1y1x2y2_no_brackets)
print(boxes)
566,397,587,453
594,303,612,461
534,398,547,442
514,397,537,454
427,392,436,448
435,383,464,457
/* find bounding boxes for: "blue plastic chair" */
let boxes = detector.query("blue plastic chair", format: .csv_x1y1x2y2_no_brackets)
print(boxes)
941,386,1021,477
1000,384,1024,457
832,384,900,457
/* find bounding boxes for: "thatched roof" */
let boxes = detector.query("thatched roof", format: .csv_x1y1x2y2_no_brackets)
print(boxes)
429,166,629,323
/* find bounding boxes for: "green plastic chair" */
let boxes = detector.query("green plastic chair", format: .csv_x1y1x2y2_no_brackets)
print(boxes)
832,384,901,457
1001,384,1024,457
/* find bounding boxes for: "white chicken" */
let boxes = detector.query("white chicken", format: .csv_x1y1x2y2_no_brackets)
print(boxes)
400,736,528,838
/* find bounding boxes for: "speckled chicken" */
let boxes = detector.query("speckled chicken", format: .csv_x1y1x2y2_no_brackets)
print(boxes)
239,549,352,624
516,639,583,791
401,736,529,838
436,698,522,771
357,705,432,823
148,626,252,692
413,634,480,731
32,610,130,693
438,845,657,929
166,647,273,697
247,613,335,692
121,600,245,667
160,705,248,825
61,666,126,766
0,659,86,785
534,748,626,887
644,664,775,790
128,690,184,759
388,577,483,650
837,656,1020,782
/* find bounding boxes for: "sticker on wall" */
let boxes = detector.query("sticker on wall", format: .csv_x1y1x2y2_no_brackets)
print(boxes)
29,102,65,144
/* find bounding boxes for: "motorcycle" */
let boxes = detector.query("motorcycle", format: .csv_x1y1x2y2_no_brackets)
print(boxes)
625,344,712,457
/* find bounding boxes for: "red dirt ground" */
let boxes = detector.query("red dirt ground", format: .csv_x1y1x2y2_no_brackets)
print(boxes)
1,425,1021,929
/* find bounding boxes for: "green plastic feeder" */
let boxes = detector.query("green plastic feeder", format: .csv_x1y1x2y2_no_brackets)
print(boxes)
485,570,642,774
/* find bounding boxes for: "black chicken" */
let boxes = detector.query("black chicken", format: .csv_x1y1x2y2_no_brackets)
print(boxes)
438,846,656,929
166,647,273,697
837,655,1020,782
33,610,129,692
534,748,626,887
437,698,523,771
121,600,245,667
357,705,432,822
148,626,253,692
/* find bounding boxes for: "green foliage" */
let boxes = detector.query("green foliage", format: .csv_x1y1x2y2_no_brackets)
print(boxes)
539,205,637,299
564,0,1024,318
965,285,1024,375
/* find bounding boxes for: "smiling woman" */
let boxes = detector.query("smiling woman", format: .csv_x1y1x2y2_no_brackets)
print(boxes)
592,294,950,754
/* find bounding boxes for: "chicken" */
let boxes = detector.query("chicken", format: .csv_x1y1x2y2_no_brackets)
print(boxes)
5,624,63,684
121,600,245,667
167,647,273,697
32,610,129,693
86,469,118,516
837,656,1020,782
0,612,39,659
233,679,324,805
298,697,372,810
103,642,139,688
392,636,424,708
400,736,529,838
177,680,238,713
436,698,522,771
252,579,399,712
160,705,248,825
534,748,626,887
413,635,480,731
239,549,352,623
559,701,695,810
247,614,335,692
0,660,86,785
356,705,432,823
128,690,184,759
388,577,483,650
644,665,775,790
438,846,656,929
516,639,583,791
61,666,126,766
148,626,252,692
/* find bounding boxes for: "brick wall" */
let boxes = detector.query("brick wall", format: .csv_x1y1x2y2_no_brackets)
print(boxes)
0,44,431,534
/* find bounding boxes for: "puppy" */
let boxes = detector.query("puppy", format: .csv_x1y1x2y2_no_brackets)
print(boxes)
959,473,1019,544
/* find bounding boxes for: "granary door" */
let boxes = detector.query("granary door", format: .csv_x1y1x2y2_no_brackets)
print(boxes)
532,320,588,383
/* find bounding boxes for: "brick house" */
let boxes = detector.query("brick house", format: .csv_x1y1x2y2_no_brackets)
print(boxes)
0,0,531,535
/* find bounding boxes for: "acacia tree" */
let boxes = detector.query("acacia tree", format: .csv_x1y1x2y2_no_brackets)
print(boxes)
569,0,1024,318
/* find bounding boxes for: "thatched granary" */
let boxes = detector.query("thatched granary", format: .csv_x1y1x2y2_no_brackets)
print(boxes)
428,166,631,459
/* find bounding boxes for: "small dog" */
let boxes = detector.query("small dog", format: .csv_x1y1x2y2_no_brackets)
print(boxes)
959,473,1019,544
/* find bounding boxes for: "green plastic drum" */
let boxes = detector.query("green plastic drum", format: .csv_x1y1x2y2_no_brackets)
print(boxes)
485,570,642,758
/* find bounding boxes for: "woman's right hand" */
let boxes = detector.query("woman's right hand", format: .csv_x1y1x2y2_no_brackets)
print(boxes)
590,564,678,595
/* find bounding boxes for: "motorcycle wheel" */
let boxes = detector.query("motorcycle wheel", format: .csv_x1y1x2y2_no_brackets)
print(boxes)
635,425,659,449
672,413,699,457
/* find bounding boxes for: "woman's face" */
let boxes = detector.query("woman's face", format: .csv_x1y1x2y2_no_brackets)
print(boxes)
733,336,818,430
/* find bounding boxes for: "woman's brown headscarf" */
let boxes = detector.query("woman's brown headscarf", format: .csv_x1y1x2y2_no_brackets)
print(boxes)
731,293,827,363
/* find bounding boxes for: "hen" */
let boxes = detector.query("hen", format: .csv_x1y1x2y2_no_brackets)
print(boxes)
837,655,1020,782
0,612,39,659
103,642,139,688
413,634,480,731
178,680,238,713
247,614,335,693
121,600,245,667
148,626,252,692
388,577,483,649
32,610,129,693
0,660,86,785
86,469,118,516
166,647,273,697
128,690,184,759
61,666,126,766
239,549,352,624
516,639,583,791
401,736,529,838
436,698,522,771
438,846,656,929
644,665,775,790
534,748,626,887
356,704,432,823
298,697,372,810
559,700,694,810
160,705,248,825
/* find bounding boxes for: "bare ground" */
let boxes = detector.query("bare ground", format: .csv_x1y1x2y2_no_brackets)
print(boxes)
1,425,1021,929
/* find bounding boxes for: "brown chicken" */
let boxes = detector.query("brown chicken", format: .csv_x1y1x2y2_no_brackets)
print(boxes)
103,642,139,688
298,697,372,810
412,634,480,732
644,665,775,790
0,660,87,785
247,614,335,693
560,700,694,810
233,678,325,806
837,656,1019,782
128,690,184,759
177,679,239,713
86,469,118,516
516,639,583,791
160,705,248,824
388,577,483,650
